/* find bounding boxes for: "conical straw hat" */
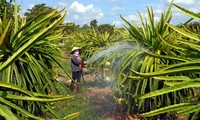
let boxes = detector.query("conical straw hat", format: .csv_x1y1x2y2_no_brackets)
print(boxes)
71,47,81,54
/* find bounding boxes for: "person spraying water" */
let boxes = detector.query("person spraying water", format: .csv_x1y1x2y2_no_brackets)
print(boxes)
70,47,87,92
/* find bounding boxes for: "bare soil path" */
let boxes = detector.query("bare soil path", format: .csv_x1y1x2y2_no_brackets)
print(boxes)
80,74,142,120
56,65,143,119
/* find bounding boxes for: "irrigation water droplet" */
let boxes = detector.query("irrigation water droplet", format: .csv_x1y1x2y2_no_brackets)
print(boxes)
86,41,138,64
85,41,140,88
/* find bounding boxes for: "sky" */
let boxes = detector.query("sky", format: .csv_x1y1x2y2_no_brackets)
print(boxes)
17,0,200,27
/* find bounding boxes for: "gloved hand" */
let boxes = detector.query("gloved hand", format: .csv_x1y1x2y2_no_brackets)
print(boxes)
83,61,87,64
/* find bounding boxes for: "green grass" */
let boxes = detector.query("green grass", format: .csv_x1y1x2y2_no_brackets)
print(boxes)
48,84,102,120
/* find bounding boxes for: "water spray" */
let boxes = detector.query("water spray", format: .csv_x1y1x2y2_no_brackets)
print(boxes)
85,41,139,88
86,41,138,64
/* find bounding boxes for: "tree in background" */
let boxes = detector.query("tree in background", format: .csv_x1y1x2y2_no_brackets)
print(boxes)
81,24,90,31
0,0,14,19
90,19,98,28
63,22,80,35
98,24,114,34
24,3,60,23
189,21,200,32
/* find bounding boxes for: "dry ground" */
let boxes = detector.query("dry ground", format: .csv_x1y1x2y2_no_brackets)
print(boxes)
79,74,144,120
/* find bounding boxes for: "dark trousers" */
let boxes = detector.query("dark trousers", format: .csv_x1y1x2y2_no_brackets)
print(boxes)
72,71,81,83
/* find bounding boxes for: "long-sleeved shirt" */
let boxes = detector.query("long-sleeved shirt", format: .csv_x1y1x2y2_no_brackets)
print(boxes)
71,54,82,71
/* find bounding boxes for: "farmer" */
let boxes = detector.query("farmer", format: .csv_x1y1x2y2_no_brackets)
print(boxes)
70,47,87,92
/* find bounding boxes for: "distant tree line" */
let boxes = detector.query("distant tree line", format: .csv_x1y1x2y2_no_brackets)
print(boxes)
2,2,199,38
23,4,114,35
